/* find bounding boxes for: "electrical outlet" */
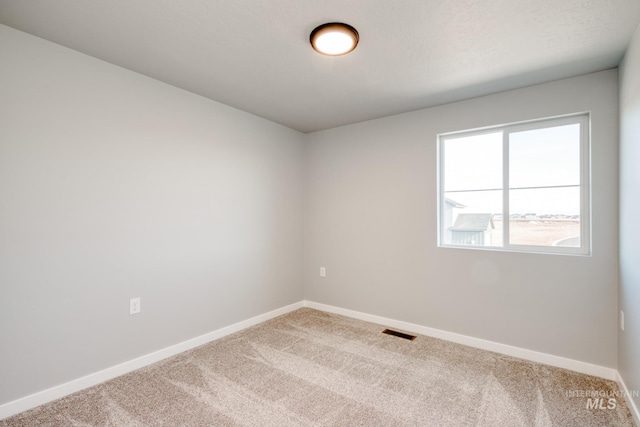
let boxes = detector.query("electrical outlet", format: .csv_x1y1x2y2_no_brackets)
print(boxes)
620,310,624,331
130,297,141,315
320,267,326,277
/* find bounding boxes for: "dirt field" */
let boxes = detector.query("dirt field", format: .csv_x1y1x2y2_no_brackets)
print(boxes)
490,219,580,247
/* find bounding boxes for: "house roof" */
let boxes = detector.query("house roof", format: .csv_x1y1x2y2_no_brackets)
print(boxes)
444,198,465,208
450,213,494,232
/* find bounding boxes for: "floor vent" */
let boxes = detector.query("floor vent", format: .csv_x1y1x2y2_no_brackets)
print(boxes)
381,329,416,341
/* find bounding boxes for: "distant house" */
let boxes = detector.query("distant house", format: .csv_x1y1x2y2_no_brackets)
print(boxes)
450,213,494,246
443,198,465,242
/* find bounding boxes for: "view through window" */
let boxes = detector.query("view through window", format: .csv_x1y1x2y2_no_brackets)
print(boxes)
438,114,589,255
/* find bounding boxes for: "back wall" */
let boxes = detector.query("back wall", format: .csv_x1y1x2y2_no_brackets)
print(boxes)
304,70,619,368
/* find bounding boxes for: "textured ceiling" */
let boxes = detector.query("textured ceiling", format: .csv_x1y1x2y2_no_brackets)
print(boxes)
1,1,639,133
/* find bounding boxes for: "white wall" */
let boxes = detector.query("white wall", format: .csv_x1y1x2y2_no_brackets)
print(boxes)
0,24,304,405
619,23,640,413
305,70,619,367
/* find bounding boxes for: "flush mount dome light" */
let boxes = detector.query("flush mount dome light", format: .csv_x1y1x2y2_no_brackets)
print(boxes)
310,22,359,56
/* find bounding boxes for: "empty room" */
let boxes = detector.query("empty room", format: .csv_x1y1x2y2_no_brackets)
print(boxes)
1,1,640,426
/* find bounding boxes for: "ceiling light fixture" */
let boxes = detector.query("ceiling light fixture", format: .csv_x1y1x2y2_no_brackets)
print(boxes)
310,22,359,56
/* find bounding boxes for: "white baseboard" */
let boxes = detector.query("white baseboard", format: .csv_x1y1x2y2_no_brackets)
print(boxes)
617,371,640,426
303,300,618,381
0,301,304,421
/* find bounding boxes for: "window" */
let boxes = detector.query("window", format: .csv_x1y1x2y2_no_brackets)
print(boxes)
438,114,590,255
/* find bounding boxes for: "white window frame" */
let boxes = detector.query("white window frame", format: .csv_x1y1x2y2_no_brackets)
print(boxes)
437,113,591,256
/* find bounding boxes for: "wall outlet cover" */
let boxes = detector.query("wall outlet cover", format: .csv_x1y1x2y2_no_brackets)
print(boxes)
130,297,141,315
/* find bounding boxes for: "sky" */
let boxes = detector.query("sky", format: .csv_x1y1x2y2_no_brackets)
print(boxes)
442,123,581,216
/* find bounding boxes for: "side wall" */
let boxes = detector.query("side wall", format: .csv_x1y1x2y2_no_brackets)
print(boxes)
619,23,640,414
304,70,619,367
0,25,304,405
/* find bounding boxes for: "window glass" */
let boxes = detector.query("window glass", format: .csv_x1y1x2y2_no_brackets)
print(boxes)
438,114,589,255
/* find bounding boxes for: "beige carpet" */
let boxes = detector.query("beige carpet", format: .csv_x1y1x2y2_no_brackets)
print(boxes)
1,308,635,426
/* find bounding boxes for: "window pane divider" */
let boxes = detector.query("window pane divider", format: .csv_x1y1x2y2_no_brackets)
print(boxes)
503,129,510,249
509,184,580,191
